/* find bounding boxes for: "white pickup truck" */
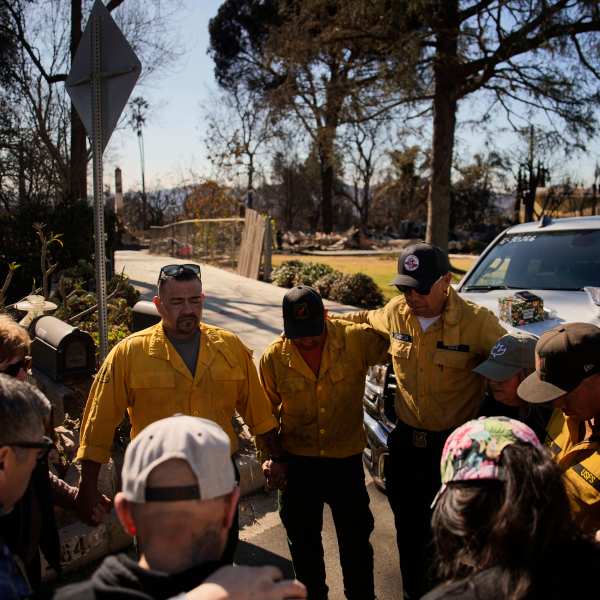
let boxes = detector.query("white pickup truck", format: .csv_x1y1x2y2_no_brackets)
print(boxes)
363,215,600,489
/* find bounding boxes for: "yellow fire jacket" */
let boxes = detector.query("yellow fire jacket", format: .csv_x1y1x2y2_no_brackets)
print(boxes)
545,409,600,534
342,287,506,431
76,322,277,463
259,319,389,458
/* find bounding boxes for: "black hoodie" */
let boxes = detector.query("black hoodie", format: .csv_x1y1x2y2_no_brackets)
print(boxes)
53,553,223,600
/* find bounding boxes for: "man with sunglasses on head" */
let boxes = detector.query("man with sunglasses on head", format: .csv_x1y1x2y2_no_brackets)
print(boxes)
75,264,280,561
0,375,52,600
338,243,505,599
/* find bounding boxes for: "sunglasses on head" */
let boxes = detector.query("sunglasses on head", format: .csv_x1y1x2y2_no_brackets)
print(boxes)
1,356,31,378
158,264,201,282
11,435,54,461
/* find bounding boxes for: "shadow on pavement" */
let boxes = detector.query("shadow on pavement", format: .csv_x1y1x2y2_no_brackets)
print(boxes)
234,540,295,579
204,297,282,336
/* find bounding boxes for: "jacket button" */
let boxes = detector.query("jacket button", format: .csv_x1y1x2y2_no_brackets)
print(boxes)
319,428,325,435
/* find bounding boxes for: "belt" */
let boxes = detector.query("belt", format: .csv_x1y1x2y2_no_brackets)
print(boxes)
393,421,453,449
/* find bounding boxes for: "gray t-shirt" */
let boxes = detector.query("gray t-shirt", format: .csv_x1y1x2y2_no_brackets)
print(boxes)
167,330,201,377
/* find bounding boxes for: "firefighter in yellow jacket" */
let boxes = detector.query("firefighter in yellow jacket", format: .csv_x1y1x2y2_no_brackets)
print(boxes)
338,243,506,598
518,322,600,535
260,285,388,600
74,264,279,562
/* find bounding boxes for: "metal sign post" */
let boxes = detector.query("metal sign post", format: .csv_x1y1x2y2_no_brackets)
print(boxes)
90,14,108,361
66,0,141,361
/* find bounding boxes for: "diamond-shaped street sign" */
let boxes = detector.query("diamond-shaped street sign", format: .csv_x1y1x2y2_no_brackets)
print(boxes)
66,0,141,152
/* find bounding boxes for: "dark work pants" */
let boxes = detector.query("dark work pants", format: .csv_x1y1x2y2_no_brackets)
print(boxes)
385,423,451,600
279,454,375,600
222,458,240,564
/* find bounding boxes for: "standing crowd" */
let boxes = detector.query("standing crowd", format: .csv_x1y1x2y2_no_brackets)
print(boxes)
0,243,599,600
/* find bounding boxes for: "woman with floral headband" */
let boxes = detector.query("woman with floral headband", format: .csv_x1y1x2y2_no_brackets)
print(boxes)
422,416,600,600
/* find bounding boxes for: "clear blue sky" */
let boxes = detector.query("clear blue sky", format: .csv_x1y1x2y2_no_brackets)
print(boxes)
105,0,600,194
106,0,223,193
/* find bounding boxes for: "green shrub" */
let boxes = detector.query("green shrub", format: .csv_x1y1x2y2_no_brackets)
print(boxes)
271,260,339,288
313,270,343,298
328,272,384,308
271,260,304,287
293,262,335,286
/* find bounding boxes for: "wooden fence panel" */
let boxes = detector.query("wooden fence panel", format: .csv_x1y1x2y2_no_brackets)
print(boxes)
238,209,266,279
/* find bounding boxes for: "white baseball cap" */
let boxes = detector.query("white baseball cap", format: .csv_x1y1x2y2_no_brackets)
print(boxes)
121,415,236,503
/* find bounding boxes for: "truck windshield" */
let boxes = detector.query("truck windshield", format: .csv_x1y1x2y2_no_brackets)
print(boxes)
463,229,600,291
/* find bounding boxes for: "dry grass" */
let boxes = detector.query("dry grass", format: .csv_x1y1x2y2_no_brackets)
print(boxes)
271,253,477,302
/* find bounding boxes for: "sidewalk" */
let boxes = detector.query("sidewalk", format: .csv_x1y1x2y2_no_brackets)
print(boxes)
115,250,356,361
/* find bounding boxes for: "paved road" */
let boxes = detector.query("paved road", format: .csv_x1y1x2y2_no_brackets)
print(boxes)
115,250,403,600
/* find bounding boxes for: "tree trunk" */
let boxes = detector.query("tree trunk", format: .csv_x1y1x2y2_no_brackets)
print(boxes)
524,187,536,222
513,194,522,224
246,156,254,210
361,180,370,232
319,153,334,233
18,141,26,201
69,0,87,202
426,2,459,252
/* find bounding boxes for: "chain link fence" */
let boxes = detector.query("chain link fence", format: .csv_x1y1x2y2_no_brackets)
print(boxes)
148,218,245,268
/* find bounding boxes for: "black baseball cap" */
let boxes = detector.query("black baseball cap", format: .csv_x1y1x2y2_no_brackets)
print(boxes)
391,243,450,292
282,285,325,339
518,323,600,404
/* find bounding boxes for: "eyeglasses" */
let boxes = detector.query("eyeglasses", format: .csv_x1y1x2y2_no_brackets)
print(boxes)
396,276,443,297
158,264,201,282
11,435,54,461
397,284,433,296
1,356,31,378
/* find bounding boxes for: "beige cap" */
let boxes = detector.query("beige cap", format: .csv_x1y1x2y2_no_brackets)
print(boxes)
121,415,235,503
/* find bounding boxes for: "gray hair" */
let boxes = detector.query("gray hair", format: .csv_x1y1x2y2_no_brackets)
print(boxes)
0,374,51,445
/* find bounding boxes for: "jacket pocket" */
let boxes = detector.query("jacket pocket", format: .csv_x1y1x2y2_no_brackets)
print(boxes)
432,349,479,397
433,349,474,370
210,358,245,382
278,377,312,422
128,371,177,432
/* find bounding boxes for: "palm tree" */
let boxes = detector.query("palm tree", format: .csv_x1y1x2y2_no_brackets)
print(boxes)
128,96,149,229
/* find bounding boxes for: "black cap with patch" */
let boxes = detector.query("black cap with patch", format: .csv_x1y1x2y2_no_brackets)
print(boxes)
391,243,450,291
518,322,600,404
282,285,325,339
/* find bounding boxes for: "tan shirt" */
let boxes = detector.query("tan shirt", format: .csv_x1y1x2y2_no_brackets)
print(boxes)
77,322,277,462
342,287,506,431
259,319,389,458
546,409,600,534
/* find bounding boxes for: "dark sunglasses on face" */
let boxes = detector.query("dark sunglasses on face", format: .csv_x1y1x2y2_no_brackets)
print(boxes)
158,264,201,282
396,284,432,296
11,435,54,461
396,275,444,297
1,356,31,377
